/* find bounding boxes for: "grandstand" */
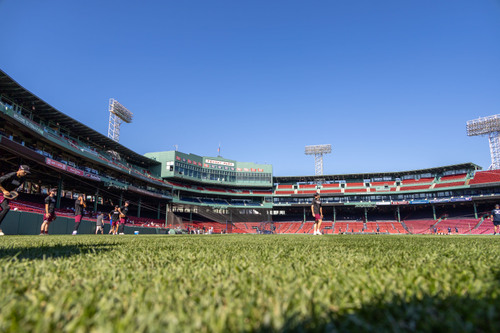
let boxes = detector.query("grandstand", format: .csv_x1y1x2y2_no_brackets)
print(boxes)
1,68,500,235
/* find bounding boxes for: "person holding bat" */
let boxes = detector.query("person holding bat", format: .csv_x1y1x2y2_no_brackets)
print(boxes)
0,165,30,236
72,194,86,235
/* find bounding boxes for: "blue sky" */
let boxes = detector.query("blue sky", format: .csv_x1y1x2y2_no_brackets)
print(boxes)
1,0,500,176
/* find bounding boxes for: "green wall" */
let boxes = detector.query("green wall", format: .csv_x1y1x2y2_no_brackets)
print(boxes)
0,212,167,235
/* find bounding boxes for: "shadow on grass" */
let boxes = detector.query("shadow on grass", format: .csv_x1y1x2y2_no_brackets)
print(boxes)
258,269,500,332
0,243,118,260
255,293,500,332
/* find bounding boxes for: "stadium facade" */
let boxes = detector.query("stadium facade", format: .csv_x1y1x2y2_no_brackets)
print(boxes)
2,68,500,235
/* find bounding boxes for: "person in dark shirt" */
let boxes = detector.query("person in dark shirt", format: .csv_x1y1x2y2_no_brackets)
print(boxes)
0,165,30,235
118,201,129,235
72,194,86,235
310,193,323,235
40,188,57,235
490,204,500,235
109,205,120,235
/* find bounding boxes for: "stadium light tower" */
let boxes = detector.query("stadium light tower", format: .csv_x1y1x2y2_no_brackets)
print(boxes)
107,98,133,143
305,144,332,176
467,114,500,170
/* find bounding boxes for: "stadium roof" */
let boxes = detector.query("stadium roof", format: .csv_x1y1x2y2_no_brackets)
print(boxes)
273,163,482,183
0,69,159,167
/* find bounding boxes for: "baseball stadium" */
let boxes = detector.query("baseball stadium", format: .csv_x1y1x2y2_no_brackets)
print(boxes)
1,68,499,332
1,68,499,235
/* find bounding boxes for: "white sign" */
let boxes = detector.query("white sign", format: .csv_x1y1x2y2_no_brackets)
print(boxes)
205,159,235,167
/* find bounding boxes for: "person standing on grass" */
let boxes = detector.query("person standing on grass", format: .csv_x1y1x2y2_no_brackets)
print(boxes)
118,201,129,235
109,205,120,235
490,204,500,235
311,193,323,235
72,194,86,235
40,188,57,235
95,211,104,234
0,165,30,236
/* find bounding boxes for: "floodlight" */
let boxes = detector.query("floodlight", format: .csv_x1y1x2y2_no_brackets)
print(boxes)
467,114,500,170
107,98,133,142
305,144,332,176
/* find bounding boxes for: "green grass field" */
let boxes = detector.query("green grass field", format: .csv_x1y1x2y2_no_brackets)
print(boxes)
0,234,499,332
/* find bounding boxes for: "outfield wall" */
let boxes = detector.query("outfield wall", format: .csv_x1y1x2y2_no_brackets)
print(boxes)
0,211,167,235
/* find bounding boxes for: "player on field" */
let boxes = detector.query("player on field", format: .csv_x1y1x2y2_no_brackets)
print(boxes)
109,205,120,235
72,194,86,235
491,204,500,235
311,193,323,235
0,165,30,235
95,212,104,234
40,188,57,235
118,201,129,235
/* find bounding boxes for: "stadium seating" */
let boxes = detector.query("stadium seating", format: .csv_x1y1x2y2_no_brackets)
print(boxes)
402,220,435,234
297,190,317,194
401,177,435,185
432,218,477,234
471,221,494,234
320,189,342,194
433,181,466,188
298,184,317,189
276,184,293,189
344,188,368,193
439,173,467,182
274,190,295,195
322,183,339,188
398,185,431,191
469,170,500,185
345,182,364,187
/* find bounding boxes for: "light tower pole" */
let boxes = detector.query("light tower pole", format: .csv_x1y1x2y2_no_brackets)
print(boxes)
467,114,500,170
305,144,332,176
108,98,133,143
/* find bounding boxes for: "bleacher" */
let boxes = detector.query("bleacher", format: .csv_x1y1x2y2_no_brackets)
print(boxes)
320,189,342,194
433,181,467,188
297,190,317,194
298,184,317,189
322,183,339,188
344,188,368,193
440,173,467,182
399,185,431,191
469,170,500,185
401,177,435,185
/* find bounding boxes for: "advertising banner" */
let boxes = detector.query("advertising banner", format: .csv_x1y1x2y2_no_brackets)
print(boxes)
410,199,429,205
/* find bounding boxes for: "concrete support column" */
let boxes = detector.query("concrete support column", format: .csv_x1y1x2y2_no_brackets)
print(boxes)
165,203,169,226
137,197,142,218
56,177,63,209
94,188,99,213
